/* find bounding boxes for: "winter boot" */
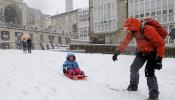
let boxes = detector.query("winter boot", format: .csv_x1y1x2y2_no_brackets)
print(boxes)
147,76,159,100
127,84,138,91
80,71,85,75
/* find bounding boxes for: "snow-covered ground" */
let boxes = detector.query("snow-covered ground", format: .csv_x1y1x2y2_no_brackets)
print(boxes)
0,50,174,100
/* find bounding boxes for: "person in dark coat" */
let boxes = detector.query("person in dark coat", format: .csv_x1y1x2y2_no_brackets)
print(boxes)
20,33,32,53
22,40,28,53
27,39,32,53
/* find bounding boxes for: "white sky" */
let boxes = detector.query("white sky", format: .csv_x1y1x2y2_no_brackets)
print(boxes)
23,0,89,15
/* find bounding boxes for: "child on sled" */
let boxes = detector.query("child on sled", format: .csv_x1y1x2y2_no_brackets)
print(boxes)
63,52,85,79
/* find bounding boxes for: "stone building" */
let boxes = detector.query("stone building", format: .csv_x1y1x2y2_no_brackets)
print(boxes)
50,9,79,44
0,0,69,49
78,8,90,42
89,0,128,44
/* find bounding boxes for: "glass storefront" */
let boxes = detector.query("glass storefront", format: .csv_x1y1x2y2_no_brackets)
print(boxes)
128,0,175,44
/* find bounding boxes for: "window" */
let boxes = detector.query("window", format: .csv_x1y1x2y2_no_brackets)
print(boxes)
162,0,167,10
1,31,10,41
135,15,139,18
169,36,174,43
135,0,138,3
156,15,161,23
168,24,174,43
58,36,62,44
146,13,150,17
48,35,54,43
135,4,139,13
145,1,150,11
156,0,161,10
140,13,144,18
151,12,155,16
129,5,133,15
169,25,174,31
162,15,167,23
163,25,168,44
163,10,167,14
29,15,35,25
157,11,161,15
40,35,44,41
150,0,155,10
168,0,174,9
139,3,144,12
107,3,111,9
169,9,174,14
168,14,174,22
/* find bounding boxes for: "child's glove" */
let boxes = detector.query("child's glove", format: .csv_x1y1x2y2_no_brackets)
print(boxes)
63,67,67,73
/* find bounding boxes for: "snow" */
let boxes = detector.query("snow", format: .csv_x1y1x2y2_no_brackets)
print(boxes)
0,50,174,100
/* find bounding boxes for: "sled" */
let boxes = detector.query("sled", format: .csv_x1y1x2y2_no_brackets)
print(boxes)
64,73,87,80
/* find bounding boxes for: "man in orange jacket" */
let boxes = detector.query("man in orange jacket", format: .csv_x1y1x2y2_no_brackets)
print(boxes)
112,18,165,100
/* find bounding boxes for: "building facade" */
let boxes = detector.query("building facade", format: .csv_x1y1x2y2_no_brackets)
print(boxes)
93,0,117,34
94,0,117,44
0,0,69,49
65,0,73,12
50,10,79,44
78,8,90,42
89,0,128,44
128,0,175,44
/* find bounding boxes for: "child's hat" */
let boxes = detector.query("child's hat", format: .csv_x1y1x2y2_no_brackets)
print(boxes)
67,52,76,60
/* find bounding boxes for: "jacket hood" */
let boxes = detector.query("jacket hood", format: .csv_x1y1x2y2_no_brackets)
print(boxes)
124,18,142,32
66,52,76,60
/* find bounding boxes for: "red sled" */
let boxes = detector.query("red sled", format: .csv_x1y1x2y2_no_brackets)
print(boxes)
64,73,87,80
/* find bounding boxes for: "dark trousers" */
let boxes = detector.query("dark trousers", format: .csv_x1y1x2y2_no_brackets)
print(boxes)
130,51,159,98
22,41,27,53
27,40,32,53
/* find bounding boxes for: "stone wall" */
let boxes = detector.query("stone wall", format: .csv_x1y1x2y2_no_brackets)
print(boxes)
0,26,69,49
70,43,135,54
70,43,175,57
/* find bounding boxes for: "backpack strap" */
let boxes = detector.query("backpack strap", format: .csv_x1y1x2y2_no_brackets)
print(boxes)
140,21,149,41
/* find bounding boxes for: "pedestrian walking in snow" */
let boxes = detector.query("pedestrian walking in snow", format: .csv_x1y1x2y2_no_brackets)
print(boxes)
112,18,167,100
20,33,32,53
22,40,28,53
27,39,32,53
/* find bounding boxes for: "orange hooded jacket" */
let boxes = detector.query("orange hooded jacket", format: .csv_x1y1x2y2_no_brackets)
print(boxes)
118,25,165,57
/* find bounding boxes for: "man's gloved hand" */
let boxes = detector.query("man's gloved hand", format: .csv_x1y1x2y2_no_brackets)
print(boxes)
154,56,162,70
112,50,120,62
63,67,67,73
